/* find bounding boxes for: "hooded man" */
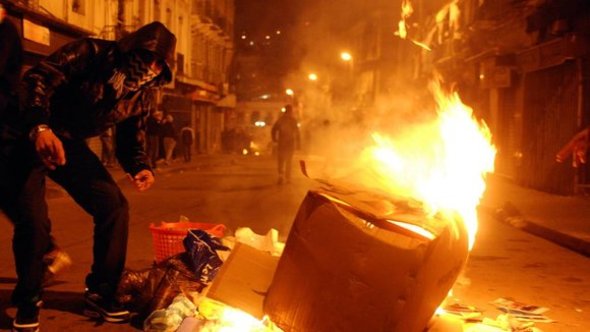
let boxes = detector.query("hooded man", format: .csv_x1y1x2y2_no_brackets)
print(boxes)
0,21,176,331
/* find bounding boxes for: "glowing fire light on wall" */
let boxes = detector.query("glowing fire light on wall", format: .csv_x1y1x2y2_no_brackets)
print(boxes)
397,0,413,39
395,0,432,51
360,78,496,250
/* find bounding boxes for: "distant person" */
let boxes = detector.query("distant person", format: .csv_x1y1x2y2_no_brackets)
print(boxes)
180,124,195,162
556,126,590,167
146,110,163,168
161,114,177,165
271,104,300,184
0,21,176,331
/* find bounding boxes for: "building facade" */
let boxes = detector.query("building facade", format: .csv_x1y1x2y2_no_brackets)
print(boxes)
325,0,590,195
412,0,590,195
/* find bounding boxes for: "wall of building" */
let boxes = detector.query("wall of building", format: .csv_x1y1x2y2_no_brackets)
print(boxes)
416,0,590,194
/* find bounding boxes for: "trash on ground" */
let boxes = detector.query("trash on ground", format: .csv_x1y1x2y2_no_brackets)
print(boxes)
117,252,206,319
264,189,469,332
441,302,483,320
183,229,230,284
234,227,285,256
150,221,227,263
207,242,279,319
195,297,282,332
490,298,554,323
139,226,289,331
472,313,544,331
144,294,197,332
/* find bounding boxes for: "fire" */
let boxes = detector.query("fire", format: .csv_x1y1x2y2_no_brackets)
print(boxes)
360,78,496,250
395,0,432,51
397,0,413,39
198,298,283,332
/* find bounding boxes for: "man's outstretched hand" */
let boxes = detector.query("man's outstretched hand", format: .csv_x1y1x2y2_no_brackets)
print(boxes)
35,130,66,170
130,169,155,191
556,127,590,167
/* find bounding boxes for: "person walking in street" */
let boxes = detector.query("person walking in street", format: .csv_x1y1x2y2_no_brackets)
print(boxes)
180,123,195,162
146,110,163,169
271,104,300,184
0,3,72,293
161,114,177,165
0,21,176,332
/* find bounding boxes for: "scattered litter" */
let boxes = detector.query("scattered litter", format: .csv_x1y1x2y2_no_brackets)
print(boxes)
491,298,548,316
442,302,483,320
195,297,283,331
144,294,197,332
490,298,553,323
183,229,230,284
235,227,285,256
478,314,544,331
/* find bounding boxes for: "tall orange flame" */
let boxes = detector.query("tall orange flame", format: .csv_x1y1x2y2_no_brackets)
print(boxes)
360,78,496,250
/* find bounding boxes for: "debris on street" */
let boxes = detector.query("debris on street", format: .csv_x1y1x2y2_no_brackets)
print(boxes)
469,313,544,332
490,298,554,323
234,227,285,256
441,302,483,320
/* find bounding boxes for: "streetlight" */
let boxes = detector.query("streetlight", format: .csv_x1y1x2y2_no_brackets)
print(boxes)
285,88,294,96
340,51,354,82
340,51,352,62
308,73,318,81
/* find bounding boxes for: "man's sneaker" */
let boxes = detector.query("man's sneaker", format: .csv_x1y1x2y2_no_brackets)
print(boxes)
83,291,130,323
12,301,41,332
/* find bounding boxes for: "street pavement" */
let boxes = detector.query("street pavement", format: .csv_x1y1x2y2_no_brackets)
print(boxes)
0,153,589,331
481,174,590,258
47,154,590,259
141,154,590,259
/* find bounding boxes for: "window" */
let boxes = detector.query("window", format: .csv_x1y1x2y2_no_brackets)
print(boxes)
72,0,85,15
166,8,172,28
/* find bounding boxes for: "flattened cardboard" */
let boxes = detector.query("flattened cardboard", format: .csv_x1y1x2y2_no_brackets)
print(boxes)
264,190,469,332
207,242,279,319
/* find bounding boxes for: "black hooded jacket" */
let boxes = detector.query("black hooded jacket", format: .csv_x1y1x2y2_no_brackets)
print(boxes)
20,21,176,175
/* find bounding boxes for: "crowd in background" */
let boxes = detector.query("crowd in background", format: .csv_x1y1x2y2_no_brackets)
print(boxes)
101,111,198,168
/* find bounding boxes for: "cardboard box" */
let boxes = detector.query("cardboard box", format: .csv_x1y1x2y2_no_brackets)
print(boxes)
207,242,279,319
263,190,469,332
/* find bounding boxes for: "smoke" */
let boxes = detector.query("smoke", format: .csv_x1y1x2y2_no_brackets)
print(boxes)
277,1,446,182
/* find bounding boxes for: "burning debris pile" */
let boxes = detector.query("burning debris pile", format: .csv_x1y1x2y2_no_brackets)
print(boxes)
264,189,469,332
135,78,498,332
260,78,495,331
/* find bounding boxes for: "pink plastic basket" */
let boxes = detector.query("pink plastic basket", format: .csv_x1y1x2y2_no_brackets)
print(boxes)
149,221,226,263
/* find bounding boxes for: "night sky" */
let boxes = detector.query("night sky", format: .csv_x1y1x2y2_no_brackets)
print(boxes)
234,0,310,99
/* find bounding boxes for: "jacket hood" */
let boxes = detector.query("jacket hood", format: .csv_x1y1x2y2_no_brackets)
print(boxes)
118,21,176,85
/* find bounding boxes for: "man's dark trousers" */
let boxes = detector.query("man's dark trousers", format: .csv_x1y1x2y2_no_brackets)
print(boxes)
7,135,129,305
